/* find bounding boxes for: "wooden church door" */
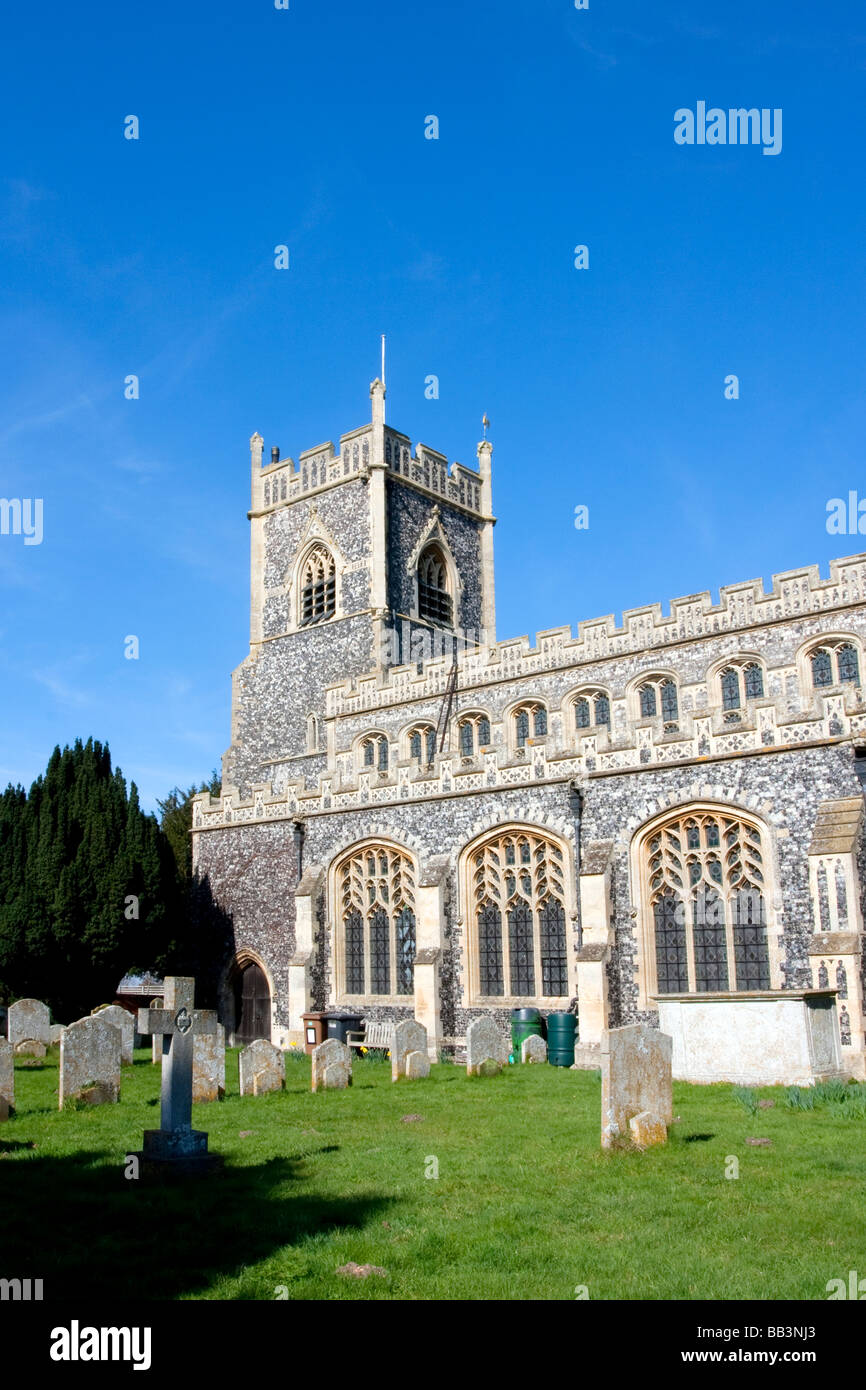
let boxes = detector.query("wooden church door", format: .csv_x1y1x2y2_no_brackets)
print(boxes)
235,963,271,1043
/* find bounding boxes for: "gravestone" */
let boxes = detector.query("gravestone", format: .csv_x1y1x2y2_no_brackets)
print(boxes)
391,1019,428,1081
145,998,163,1063
49,1025,64,1045
239,1039,285,1096
404,1050,430,1080
0,1039,13,1120
311,1037,352,1091
134,977,221,1175
15,1039,46,1057
466,1016,508,1076
193,1023,226,1102
92,1004,135,1065
8,999,50,1047
521,1034,548,1064
600,1023,673,1149
59,1016,121,1107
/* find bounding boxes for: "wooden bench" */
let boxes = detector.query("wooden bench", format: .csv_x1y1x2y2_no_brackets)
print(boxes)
346,1020,395,1051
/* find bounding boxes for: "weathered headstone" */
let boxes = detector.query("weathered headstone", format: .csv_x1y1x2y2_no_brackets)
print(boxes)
0,1039,13,1120
311,1037,352,1092
15,1039,46,1057
134,977,221,1175
49,1024,64,1045
391,1019,428,1081
600,1023,673,1149
92,1004,135,1065
8,999,50,1047
521,1034,548,1064
404,1050,430,1080
144,998,163,1063
59,1016,121,1107
466,1016,508,1076
239,1039,285,1097
193,1023,226,1102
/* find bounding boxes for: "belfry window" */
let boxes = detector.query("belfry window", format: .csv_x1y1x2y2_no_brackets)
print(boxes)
299,545,336,626
418,545,453,626
645,810,771,995
338,845,416,997
471,830,569,999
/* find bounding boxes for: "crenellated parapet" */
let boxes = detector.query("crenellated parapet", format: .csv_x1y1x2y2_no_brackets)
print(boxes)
192,686,865,833
325,552,866,717
250,422,486,520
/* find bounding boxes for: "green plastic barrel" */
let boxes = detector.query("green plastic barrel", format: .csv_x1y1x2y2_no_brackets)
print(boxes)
546,1011,576,1067
510,1007,542,1057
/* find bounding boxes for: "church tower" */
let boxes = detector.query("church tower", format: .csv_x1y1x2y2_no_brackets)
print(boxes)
222,379,496,799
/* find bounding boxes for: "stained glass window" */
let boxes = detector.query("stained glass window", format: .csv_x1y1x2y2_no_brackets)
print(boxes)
812,649,833,687
837,644,860,686
338,845,416,996
472,830,569,999
646,811,770,996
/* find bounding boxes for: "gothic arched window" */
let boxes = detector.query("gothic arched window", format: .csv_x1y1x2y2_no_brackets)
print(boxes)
337,845,416,996
573,690,610,731
638,677,679,725
643,810,771,995
408,724,436,765
299,545,336,626
514,703,547,749
806,640,861,692
418,544,453,626
470,829,569,999
458,713,491,758
360,734,389,772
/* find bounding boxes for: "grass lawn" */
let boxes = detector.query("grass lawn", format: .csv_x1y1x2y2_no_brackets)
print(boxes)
1,1048,863,1301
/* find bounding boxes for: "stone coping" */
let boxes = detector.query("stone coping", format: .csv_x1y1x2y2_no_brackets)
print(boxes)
652,989,838,1003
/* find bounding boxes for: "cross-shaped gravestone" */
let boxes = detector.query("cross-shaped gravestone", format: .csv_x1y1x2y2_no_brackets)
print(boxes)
135,977,222,1175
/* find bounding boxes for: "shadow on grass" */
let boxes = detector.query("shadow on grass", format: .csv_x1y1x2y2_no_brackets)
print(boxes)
682,1133,715,1143
0,1148,394,1300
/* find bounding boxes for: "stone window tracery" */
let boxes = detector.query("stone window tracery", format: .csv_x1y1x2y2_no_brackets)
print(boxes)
637,677,679,725
718,661,765,713
299,544,336,626
338,845,416,997
360,734,389,773
513,702,547,749
809,640,861,690
408,724,436,765
458,713,492,757
644,810,771,995
470,830,568,999
573,690,610,730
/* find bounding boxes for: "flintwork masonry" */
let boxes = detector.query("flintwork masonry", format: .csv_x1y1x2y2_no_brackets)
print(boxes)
192,379,866,1075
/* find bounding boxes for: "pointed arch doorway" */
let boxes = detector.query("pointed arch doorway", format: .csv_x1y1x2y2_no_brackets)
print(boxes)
234,962,271,1044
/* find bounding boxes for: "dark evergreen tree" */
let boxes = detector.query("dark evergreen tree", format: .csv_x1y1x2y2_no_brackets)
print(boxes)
0,739,188,1020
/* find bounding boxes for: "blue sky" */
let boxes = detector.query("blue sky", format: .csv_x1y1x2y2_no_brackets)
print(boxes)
1,0,864,810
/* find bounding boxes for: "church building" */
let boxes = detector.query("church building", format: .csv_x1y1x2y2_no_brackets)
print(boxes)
192,378,866,1078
